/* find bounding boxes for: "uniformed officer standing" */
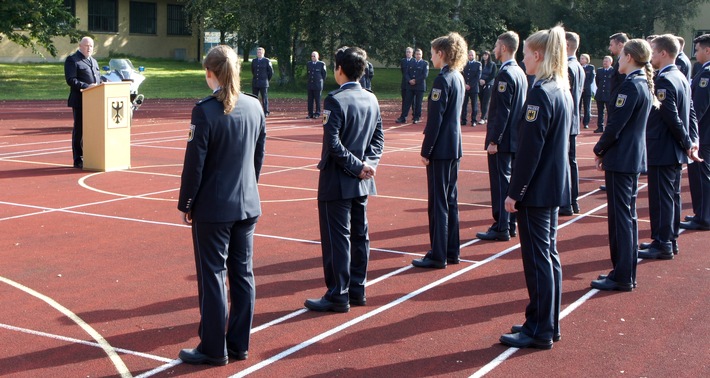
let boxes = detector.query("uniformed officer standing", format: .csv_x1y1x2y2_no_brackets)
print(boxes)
501,25,572,350
396,47,415,122
609,33,629,95
178,45,266,366
675,36,692,81
639,35,701,260
304,46,384,313
410,49,429,123
594,56,614,133
306,51,327,119
461,50,482,126
64,36,100,169
478,51,498,124
251,47,274,116
580,53,595,129
476,31,528,242
682,34,710,231
560,32,585,216
590,39,655,292
411,32,467,269
359,60,374,90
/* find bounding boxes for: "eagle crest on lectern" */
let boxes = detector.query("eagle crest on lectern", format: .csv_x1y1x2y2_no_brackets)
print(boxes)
111,101,124,124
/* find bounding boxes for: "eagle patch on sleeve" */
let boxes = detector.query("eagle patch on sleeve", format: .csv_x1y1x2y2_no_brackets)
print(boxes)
187,124,195,142
498,81,508,92
525,105,539,122
322,110,331,125
700,78,708,88
431,88,442,101
656,88,666,101
615,94,627,108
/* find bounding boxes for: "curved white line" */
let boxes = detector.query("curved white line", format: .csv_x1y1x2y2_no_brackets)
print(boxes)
0,276,132,378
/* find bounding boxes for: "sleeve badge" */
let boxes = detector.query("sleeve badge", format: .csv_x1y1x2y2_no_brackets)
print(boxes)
431,88,442,101
700,78,708,88
498,81,507,92
656,88,666,101
615,94,627,108
322,110,331,125
525,105,539,122
187,124,195,142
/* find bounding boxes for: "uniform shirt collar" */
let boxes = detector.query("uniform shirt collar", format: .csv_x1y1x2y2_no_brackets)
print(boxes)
500,59,515,68
702,61,710,69
626,69,643,78
340,81,359,88
659,64,676,74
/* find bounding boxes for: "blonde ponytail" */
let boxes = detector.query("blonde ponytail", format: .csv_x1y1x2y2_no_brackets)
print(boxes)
525,25,568,90
203,45,241,114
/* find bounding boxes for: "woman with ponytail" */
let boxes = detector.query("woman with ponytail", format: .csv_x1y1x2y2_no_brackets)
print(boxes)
501,25,571,350
590,39,655,293
177,45,266,366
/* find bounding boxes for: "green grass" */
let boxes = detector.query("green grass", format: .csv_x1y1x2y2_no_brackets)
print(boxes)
0,59,432,101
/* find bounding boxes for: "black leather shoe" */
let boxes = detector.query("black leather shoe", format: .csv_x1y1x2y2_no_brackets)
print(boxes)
593,127,604,133
638,246,674,260
349,294,366,306
395,117,406,123
476,229,510,241
412,256,446,269
500,332,553,349
178,348,228,366
447,256,460,265
590,277,633,292
679,220,710,231
227,347,248,361
509,228,517,237
558,207,574,216
599,185,606,191
597,274,637,288
304,297,350,313
639,241,677,254
510,324,561,342
572,203,580,214
461,120,467,126
639,242,652,250
685,215,695,222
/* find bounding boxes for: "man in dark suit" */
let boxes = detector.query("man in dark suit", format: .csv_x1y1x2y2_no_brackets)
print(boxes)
639,35,700,260
251,47,274,116
410,49,429,123
396,47,414,123
64,36,100,169
675,36,692,81
683,34,710,231
609,33,629,95
594,56,614,133
305,46,385,313
306,51,327,119
580,53,595,129
477,31,528,241
359,60,374,90
461,49,482,126
560,32,586,216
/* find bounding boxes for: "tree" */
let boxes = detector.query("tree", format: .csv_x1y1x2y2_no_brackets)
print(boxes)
0,0,85,57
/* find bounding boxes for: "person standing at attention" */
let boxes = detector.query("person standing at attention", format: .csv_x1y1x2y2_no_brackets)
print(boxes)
304,46,384,313
411,32,467,269
461,49,482,126
580,53,595,129
178,45,266,366
306,51,327,119
64,36,100,169
251,47,273,116
594,56,614,133
501,25,572,350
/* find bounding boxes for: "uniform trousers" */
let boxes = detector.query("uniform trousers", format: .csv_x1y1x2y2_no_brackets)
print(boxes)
400,88,416,119
568,135,579,208
487,152,516,233
687,145,710,225
478,85,492,120
427,159,460,262
191,217,257,358
318,196,369,303
253,87,269,113
596,100,609,128
517,206,561,342
647,164,682,251
72,107,83,166
412,90,424,120
307,88,322,117
581,93,592,127
605,171,639,286
461,89,479,123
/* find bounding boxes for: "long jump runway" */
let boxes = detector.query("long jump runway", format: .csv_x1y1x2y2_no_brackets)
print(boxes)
0,99,708,377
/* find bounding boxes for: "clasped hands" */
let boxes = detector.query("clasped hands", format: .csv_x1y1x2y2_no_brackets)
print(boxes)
359,163,376,180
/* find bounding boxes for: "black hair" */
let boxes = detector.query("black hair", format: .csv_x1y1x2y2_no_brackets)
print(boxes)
334,46,367,81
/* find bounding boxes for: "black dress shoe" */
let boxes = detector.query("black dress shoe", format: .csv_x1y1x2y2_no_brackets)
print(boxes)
510,324,561,342
178,348,228,366
558,207,574,216
509,228,517,237
684,215,695,222
304,297,350,313
476,229,510,241
227,347,248,361
593,127,604,133
500,332,553,349
638,242,652,250
638,246,674,260
679,220,710,231
395,117,406,123
447,256,460,265
639,241,677,254
411,256,446,269
590,277,633,292
572,203,580,214
73,162,83,169
349,294,366,306
597,274,637,288
599,185,606,191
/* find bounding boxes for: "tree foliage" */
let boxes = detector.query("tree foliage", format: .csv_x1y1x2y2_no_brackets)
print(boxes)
0,0,86,57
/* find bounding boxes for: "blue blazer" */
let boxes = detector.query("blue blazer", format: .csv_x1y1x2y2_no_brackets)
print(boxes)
595,67,613,102
410,59,429,92
675,52,692,81
307,60,327,90
178,93,266,222
317,83,384,201
691,63,710,145
485,61,528,152
582,64,595,94
64,50,100,108
463,60,482,93
568,56,585,135
251,57,273,88
421,66,465,160
594,70,652,173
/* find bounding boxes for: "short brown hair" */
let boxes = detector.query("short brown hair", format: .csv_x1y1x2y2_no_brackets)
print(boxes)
651,34,680,58
609,32,629,44
498,31,520,54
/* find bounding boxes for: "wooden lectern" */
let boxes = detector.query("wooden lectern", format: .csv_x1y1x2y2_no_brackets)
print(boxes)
81,82,132,171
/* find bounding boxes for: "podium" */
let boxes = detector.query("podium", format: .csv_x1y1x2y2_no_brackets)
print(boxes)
82,82,132,171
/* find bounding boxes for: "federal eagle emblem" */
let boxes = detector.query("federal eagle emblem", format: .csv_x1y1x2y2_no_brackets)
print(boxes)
615,94,627,108
111,101,125,124
657,88,666,101
322,110,331,125
187,124,195,142
498,82,507,92
431,88,442,101
525,105,539,122
700,78,709,88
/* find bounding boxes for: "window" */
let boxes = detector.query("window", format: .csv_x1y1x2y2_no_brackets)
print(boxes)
167,4,191,36
130,2,157,34
88,0,117,32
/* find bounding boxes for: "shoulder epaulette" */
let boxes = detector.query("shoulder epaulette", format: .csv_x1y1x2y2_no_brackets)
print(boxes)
329,88,345,96
241,92,259,99
195,95,217,105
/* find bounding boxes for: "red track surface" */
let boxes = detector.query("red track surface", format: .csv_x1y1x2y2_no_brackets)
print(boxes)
0,98,708,377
